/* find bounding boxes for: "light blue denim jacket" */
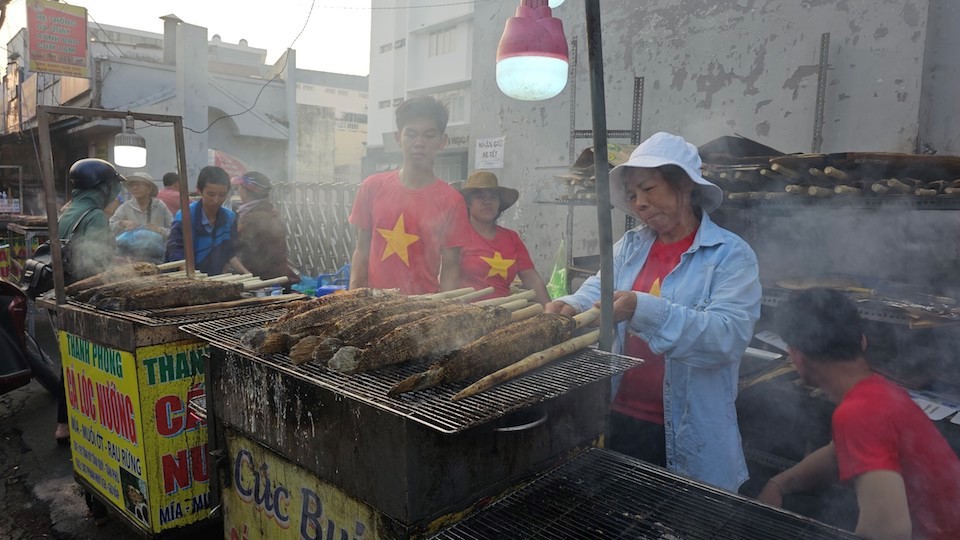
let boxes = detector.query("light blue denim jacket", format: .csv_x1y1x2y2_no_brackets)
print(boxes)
556,212,761,492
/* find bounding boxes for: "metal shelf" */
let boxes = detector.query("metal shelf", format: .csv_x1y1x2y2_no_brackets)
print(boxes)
721,194,960,211
762,287,959,326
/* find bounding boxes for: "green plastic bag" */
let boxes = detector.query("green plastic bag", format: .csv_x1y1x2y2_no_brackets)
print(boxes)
546,240,568,300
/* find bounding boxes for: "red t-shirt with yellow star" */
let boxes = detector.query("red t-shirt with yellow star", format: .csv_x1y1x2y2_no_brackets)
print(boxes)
459,226,535,300
612,227,697,425
349,171,471,294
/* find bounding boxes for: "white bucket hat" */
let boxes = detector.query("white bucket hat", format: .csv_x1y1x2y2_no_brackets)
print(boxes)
609,132,723,216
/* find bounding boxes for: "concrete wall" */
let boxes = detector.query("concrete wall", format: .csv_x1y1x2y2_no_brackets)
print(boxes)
471,0,933,279
297,104,337,182
918,0,960,155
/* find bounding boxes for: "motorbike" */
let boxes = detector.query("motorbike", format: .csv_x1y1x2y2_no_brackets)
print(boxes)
0,278,60,396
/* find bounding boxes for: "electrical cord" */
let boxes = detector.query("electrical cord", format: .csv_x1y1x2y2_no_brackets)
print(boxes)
140,0,317,135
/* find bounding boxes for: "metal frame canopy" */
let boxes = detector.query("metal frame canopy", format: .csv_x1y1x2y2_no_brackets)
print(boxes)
35,105,195,306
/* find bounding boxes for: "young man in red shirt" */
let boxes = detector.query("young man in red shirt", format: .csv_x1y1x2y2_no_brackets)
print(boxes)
349,97,471,294
760,288,960,540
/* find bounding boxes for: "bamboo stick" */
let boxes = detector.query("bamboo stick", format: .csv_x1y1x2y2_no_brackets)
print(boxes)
501,299,531,311
454,287,496,303
243,277,289,291
509,303,544,322
474,290,536,306
208,273,253,282
572,307,600,328
784,184,805,194
823,166,849,181
770,163,799,179
834,185,860,195
425,287,475,300
915,188,938,197
808,186,833,197
452,330,601,401
157,260,186,271
808,168,826,178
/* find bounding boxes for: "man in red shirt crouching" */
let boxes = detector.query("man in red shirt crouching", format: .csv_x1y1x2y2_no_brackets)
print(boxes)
759,288,960,540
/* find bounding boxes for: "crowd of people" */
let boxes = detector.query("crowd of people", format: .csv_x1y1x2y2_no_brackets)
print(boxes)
45,96,960,539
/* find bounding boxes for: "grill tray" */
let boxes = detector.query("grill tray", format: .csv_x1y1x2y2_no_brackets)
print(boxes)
181,310,641,434
61,299,275,327
431,448,859,539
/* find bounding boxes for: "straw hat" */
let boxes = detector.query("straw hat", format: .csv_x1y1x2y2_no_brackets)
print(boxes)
609,132,724,215
458,171,520,211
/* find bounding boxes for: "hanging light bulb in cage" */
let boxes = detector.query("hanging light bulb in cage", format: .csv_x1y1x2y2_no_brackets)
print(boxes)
114,114,147,168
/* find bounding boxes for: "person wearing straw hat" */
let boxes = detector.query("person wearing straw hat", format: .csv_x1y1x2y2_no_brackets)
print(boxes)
110,172,173,238
545,132,761,492
457,171,550,304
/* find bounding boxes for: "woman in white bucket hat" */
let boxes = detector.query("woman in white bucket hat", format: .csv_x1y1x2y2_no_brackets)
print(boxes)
546,132,761,492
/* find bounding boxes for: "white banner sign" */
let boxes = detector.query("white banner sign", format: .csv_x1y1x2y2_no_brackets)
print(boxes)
475,137,506,170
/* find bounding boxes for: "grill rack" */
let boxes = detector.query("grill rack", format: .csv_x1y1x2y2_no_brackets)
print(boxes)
181,310,641,434
431,448,859,540
62,299,279,327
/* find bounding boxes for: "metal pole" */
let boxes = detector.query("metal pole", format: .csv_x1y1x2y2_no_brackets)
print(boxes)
36,109,66,305
172,118,196,278
585,0,615,352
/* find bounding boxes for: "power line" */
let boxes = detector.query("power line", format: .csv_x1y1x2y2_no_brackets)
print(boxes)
86,12,126,58
141,0,318,135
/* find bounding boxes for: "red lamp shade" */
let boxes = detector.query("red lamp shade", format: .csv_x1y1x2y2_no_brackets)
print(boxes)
496,3,569,101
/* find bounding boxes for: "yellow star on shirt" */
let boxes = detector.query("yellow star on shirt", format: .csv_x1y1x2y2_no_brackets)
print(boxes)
480,251,516,279
378,214,420,266
649,278,661,297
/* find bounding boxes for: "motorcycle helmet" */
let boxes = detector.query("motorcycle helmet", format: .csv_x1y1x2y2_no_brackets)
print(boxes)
68,158,125,189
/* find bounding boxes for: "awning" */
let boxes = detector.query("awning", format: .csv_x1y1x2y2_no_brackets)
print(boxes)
208,148,249,179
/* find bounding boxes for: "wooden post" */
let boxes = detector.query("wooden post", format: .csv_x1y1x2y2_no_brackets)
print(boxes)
172,118,196,278
36,109,66,306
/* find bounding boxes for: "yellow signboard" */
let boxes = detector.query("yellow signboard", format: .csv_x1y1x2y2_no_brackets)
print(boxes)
60,332,149,530
60,333,211,534
136,340,211,532
224,432,381,540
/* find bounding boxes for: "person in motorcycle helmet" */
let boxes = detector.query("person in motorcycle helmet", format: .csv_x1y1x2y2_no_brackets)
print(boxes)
58,158,126,281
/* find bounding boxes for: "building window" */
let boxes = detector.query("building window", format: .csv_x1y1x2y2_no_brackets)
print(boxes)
338,89,348,96
428,27,456,57
378,100,391,109
394,39,406,49
393,97,404,106
342,112,368,123
325,88,336,94
380,42,393,53
432,88,466,123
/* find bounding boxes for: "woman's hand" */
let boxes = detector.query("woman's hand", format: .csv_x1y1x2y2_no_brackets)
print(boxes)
544,300,578,316
598,291,638,323
122,220,138,231
757,479,785,508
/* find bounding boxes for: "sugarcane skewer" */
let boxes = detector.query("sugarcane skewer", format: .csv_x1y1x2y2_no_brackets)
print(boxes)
452,330,601,401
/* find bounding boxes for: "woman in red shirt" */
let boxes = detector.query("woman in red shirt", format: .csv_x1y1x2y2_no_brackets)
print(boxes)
458,171,550,304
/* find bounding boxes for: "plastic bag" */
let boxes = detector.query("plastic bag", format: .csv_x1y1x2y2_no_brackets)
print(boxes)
116,228,165,261
546,240,568,300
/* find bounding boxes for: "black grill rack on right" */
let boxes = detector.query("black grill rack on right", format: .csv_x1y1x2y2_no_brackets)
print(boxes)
431,448,859,540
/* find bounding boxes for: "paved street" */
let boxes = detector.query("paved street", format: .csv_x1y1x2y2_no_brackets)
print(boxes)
0,315,128,539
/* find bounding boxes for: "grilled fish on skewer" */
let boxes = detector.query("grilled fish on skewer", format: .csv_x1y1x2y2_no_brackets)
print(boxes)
92,278,244,310
389,312,577,396
328,305,513,374
391,307,595,396
65,262,160,296
241,289,397,351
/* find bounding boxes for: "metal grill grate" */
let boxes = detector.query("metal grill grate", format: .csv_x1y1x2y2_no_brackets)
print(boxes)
64,300,282,327
431,448,859,540
180,310,641,434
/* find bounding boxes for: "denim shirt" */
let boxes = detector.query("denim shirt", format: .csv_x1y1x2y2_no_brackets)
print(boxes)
556,212,761,491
